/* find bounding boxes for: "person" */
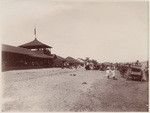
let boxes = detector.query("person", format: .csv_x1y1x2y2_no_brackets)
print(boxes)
106,67,111,79
111,67,116,79
135,60,141,67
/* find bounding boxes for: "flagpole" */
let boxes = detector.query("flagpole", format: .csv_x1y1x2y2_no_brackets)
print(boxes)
34,24,37,39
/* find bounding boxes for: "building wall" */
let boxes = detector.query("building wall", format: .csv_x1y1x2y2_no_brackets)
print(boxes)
2,52,53,71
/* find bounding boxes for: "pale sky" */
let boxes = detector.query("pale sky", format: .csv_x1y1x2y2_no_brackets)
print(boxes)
1,0,149,63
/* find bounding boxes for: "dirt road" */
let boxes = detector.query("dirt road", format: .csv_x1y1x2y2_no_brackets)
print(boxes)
2,68,148,112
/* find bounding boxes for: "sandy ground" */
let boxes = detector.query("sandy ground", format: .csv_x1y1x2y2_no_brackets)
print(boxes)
2,68,148,112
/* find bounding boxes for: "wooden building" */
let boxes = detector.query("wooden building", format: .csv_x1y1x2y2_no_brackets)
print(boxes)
19,38,52,56
52,55,67,68
2,27,55,71
2,44,53,71
66,57,83,68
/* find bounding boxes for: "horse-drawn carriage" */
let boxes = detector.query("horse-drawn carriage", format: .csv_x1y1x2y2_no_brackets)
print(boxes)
124,65,143,81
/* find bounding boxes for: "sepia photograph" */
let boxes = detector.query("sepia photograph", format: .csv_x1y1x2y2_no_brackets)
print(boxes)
1,0,149,112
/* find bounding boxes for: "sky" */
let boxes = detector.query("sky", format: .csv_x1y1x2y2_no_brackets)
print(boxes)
0,0,149,63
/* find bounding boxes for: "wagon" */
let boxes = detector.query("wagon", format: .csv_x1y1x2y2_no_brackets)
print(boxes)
85,65,91,70
124,65,143,81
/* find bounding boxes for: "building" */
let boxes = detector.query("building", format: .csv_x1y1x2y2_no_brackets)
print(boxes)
66,57,83,68
19,38,52,56
19,26,52,56
2,44,53,71
52,55,67,68
2,27,54,71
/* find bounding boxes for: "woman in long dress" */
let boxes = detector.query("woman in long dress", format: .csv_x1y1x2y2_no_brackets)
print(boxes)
106,67,111,79
111,66,116,79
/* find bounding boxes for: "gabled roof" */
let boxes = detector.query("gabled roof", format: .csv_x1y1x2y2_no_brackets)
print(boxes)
77,58,85,63
18,38,52,49
56,55,67,61
66,57,81,63
103,62,112,65
2,44,53,59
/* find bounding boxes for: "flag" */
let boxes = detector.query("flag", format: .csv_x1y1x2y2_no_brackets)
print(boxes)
34,28,36,35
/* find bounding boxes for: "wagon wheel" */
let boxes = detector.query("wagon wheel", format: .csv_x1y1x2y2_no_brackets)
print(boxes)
126,73,130,80
124,71,127,78
126,75,129,80
139,72,143,82
140,76,143,81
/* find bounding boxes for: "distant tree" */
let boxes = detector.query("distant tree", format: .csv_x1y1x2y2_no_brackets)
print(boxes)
91,59,98,65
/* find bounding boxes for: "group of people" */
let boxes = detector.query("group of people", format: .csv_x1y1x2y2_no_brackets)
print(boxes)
105,66,116,79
